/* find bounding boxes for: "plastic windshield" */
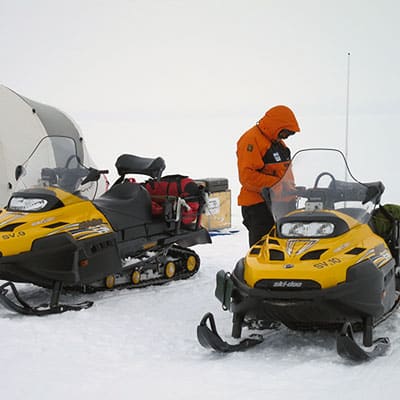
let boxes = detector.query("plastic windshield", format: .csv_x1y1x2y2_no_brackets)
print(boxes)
14,135,99,200
267,148,383,223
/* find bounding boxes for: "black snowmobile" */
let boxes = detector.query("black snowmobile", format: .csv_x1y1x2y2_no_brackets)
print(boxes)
0,135,211,315
197,148,400,362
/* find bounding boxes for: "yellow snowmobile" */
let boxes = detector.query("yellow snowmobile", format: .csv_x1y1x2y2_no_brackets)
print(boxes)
197,148,400,362
0,135,211,315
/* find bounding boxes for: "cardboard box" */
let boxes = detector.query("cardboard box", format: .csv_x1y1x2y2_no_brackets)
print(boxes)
201,190,231,230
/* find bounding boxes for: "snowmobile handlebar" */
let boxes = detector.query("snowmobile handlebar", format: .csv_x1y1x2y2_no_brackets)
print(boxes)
262,179,384,214
295,180,384,206
80,168,109,185
40,166,109,192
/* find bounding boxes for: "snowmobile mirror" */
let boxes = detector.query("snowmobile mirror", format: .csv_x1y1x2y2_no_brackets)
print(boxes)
15,165,25,181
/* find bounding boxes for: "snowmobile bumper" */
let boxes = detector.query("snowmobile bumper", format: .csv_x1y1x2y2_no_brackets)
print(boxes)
216,257,396,330
0,232,121,288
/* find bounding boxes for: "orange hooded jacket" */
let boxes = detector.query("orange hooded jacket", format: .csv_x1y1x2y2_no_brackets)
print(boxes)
237,105,300,206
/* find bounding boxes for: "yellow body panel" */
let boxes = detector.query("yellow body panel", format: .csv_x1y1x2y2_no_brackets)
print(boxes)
244,210,392,289
0,187,113,256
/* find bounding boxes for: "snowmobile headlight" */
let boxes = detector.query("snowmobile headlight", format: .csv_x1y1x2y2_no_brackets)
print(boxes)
9,197,48,212
281,222,335,237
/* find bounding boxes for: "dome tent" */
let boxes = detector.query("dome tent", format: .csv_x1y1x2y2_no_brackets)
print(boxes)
0,85,99,205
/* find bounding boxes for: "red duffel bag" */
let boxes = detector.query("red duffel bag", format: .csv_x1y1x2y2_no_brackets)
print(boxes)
144,174,200,224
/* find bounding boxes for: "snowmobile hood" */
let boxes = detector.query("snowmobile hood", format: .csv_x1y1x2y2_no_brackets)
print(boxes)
257,105,300,142
0,190,113,257
243,209,392,290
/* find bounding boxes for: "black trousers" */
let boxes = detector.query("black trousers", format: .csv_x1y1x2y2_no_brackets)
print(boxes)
241,202,274,247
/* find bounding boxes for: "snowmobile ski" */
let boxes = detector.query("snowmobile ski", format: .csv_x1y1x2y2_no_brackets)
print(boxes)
197,312,263,353
0,281,93,316
336,322,390,362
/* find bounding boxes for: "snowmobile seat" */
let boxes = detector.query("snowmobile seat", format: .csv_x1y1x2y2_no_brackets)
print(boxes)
93,182,152,231
115,154,166,181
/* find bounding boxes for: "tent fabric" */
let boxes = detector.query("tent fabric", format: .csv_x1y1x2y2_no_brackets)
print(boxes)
21,95,84,163
0,84,85,205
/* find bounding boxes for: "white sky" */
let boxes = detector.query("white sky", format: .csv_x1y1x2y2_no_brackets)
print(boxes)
1,0,400,199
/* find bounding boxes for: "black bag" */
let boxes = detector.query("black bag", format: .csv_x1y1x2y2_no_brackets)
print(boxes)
371,204,400,242
144,175,201,224
371,204,400,262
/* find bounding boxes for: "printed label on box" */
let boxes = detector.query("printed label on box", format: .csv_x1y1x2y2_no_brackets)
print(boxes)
206,197,220,215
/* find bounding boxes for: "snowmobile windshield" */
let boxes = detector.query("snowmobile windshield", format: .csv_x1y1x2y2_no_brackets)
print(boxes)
266,148,384,224
13,135,99,200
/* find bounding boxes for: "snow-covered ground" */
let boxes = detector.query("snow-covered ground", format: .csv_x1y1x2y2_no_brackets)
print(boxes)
2,209,400,400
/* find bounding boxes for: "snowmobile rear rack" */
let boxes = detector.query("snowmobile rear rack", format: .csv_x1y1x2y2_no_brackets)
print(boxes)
197,312,263,353
0,281,93,316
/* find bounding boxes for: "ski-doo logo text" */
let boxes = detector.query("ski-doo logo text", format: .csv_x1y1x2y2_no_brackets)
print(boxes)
273,281,302,288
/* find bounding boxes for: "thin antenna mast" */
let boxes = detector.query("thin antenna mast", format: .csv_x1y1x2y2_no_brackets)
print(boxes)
345,52,351,181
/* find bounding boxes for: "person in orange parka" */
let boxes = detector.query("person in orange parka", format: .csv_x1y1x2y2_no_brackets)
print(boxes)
237,105,300,246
